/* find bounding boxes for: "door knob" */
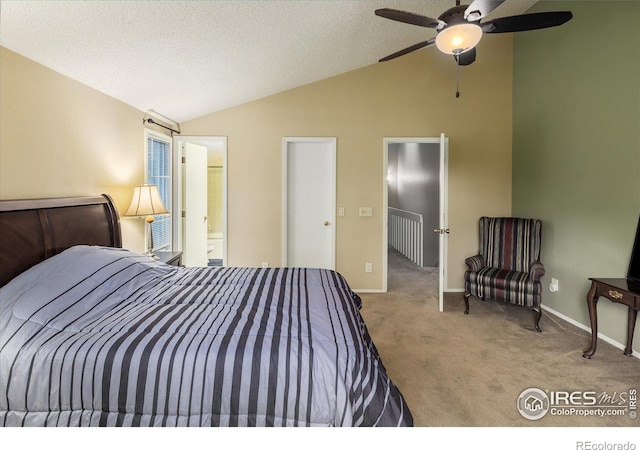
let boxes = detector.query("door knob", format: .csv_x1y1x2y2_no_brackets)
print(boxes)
324,221,330,226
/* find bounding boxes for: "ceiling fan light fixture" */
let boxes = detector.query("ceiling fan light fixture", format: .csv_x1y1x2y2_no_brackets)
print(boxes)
435,23,483,55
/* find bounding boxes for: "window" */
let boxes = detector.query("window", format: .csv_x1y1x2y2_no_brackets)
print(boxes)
146,131,172,251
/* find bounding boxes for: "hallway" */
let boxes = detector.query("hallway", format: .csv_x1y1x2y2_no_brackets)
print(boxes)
386,247,439,302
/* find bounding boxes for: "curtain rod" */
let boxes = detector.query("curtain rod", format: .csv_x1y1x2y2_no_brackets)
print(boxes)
143,117,180,135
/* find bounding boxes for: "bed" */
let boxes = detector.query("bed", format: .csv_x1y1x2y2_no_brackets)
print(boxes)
0,195,412,427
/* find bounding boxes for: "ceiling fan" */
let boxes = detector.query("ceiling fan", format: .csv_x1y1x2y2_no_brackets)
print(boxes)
376,0,572,66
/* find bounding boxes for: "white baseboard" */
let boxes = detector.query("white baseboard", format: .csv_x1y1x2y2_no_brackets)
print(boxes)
542,304,639,359
445,288,465,293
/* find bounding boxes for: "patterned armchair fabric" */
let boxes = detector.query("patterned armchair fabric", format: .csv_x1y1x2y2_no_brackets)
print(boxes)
464,217,545,331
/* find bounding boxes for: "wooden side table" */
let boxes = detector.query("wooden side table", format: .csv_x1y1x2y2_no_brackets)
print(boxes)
155,251,183,267
583,278,639,359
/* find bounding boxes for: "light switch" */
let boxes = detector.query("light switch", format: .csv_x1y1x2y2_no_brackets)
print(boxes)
359,207,372,217
339,207,345,217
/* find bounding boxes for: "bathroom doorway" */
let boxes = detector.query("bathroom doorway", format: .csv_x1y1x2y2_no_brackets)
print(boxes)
174,136,227,267
206,163,224,266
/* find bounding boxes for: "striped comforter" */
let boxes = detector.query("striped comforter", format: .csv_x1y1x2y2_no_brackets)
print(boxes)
0,246,412,427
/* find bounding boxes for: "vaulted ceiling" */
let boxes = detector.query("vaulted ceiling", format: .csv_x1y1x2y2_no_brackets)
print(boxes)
0,0,536,123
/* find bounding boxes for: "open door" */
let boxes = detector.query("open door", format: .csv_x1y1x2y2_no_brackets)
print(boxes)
435,133,449,312
174,136,228,267
183,142,209,267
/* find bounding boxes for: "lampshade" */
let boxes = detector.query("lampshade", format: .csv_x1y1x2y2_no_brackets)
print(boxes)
435,23,483,55
125,185,169,217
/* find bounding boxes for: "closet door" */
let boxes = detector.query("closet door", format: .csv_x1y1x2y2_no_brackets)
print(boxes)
282,137,336,270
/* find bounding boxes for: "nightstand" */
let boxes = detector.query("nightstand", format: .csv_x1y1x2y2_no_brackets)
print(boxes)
155,251,183,267
583,278,639,359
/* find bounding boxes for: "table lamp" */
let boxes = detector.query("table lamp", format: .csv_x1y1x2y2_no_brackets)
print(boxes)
125,184,169,258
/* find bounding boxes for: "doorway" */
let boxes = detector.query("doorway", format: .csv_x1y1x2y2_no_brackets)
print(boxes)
174,136,228,267
383,135,448,311
282,137,336,269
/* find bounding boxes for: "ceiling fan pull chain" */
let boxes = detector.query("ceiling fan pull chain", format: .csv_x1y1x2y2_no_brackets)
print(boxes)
455,54,461,98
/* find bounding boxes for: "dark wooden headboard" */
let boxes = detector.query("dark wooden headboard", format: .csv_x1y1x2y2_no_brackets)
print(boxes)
0,194,122,288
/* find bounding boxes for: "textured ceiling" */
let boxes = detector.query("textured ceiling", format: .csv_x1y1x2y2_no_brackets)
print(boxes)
0,0,536,123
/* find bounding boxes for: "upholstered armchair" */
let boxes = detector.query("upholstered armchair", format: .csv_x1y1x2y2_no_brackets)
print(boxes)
464,217,545,332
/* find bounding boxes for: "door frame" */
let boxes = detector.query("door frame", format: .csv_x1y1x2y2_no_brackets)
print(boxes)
383,135,449,311
173,135,228,266
282,137,337,269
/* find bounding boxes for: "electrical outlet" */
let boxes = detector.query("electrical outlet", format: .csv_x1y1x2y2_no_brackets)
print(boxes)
365,263,372,273
550,278,559,292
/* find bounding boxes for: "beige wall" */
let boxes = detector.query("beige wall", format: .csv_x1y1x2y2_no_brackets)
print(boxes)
1,33,514,291
0,46,150,252
182,35,514,290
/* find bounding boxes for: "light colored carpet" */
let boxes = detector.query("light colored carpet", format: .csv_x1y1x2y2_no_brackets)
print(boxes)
359,249,640,427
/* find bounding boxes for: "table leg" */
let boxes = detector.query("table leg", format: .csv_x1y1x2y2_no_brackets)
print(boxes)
624,307,638,357
583,280,599,359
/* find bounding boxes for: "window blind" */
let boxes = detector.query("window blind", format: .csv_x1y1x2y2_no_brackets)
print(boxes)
147,136,171,250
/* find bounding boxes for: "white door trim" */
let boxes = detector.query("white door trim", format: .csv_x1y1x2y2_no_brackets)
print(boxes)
282,137,336,269
173,135,228,266
383,136,449,310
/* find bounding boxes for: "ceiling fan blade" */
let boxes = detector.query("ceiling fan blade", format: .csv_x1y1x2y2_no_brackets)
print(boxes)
375,8,443,29
454,47,477,66
464,0,505,21
482,11,573,33
379,38,435,62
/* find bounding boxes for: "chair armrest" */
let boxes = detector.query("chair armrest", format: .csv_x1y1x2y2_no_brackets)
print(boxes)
529,262,545,282
465,255,485,272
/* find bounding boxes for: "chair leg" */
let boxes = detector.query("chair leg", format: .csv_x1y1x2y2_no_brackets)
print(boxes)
464,293,470,314
533,306,542,332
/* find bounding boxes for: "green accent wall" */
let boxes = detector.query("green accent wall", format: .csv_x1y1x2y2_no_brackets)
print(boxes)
513,1,640,352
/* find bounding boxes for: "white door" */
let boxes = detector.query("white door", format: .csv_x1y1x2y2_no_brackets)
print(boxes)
436,133,449,312
283,138,336,269
183,142,209,267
